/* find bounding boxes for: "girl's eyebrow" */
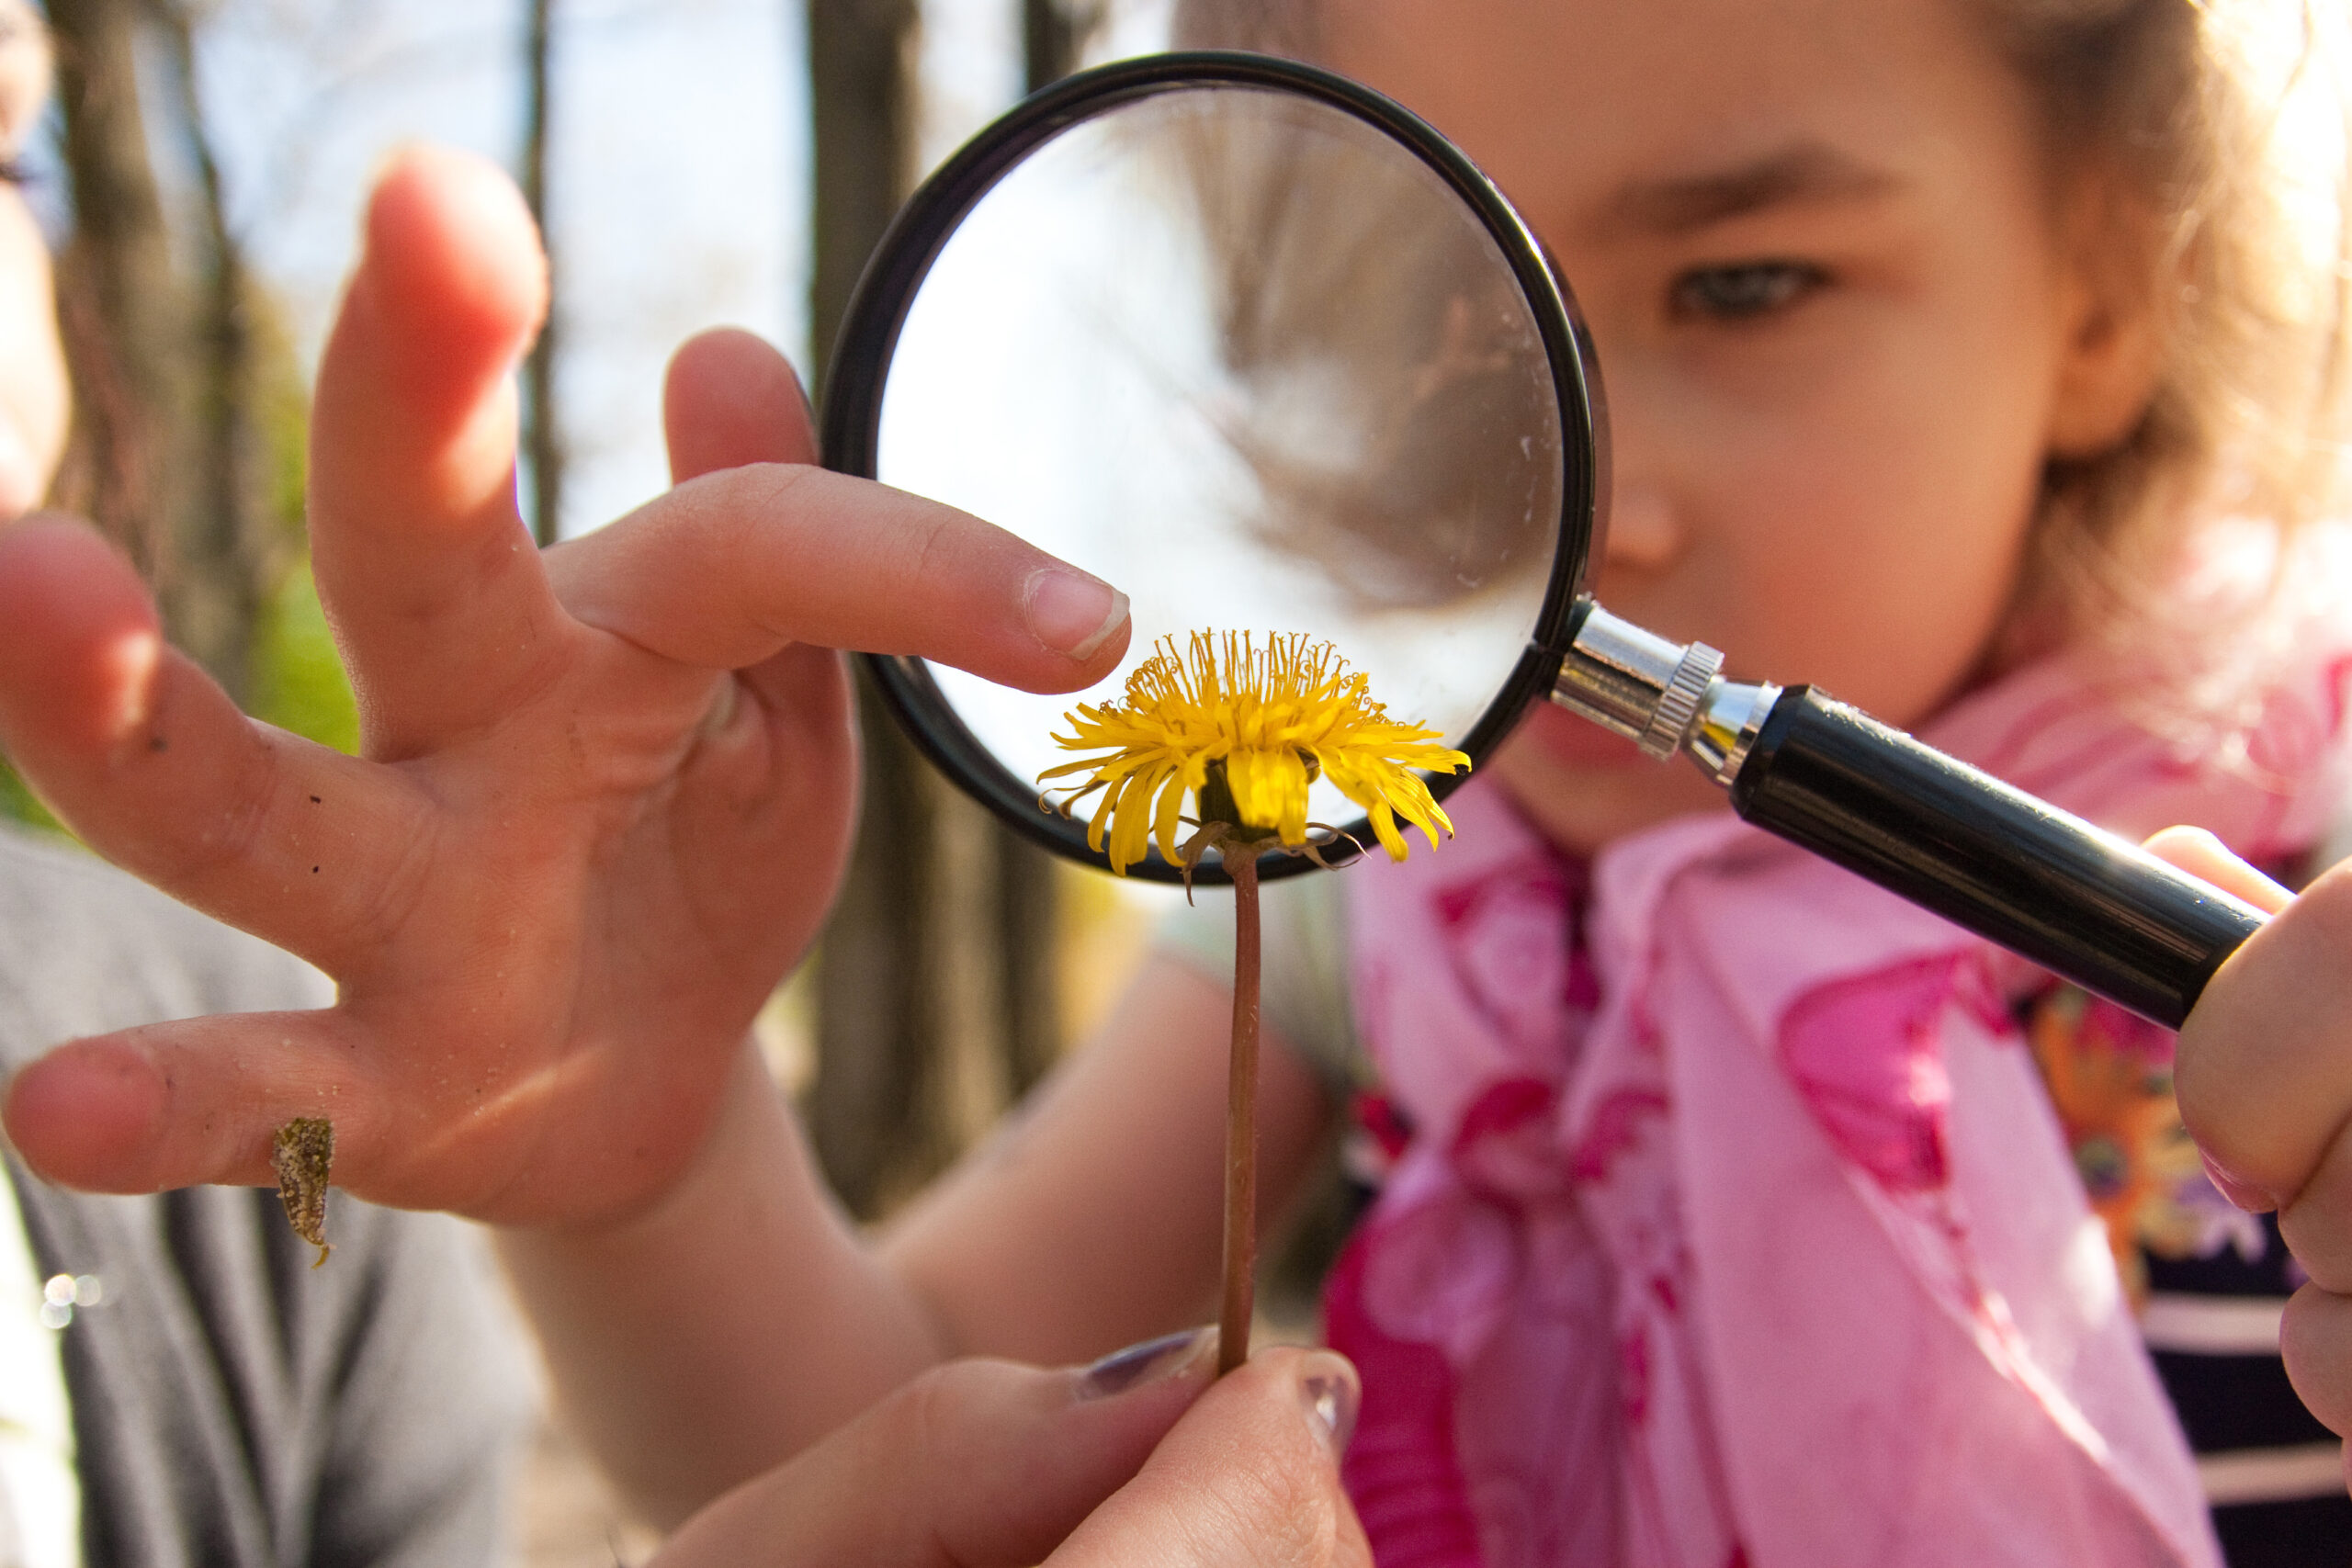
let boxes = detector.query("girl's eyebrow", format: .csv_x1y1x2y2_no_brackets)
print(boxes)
1599,142,1902,237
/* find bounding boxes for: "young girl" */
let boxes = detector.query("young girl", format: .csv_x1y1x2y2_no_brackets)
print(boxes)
4,0,2349,1564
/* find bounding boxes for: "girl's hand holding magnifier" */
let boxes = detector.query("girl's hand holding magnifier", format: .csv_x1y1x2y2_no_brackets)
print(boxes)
0,146,1131,1227
2156,826,2352,1481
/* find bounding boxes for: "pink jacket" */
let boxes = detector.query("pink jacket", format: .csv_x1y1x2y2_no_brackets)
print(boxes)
1328,624,2352,1567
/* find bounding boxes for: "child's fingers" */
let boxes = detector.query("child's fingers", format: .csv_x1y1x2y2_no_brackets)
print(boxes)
2176,854,2352,1213
6,1004,605,1209
2281,1110,2352,1294
663,327,817,481
2280,1285,2352,1442
665,641,858,946
0,519,426,976
1051,1347,1369,1568
548,464,1132,694
306,144,571,761
2143,826,2295,914
2,1011,380,1196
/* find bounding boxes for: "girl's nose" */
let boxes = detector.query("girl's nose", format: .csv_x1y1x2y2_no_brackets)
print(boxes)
1601,483,1683,573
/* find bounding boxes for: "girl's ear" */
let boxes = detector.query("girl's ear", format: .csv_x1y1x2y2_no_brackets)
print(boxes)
2045,169,2166,460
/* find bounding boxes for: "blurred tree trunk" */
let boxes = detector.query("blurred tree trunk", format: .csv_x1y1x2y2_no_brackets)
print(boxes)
520,0,562,547
48,0,274,703
45,0,170,575
1000,0,1111,1099
806,0,936,1219
1023,0,1101,95
149,0,271,697
806,0,911,380
807,0,1081,1218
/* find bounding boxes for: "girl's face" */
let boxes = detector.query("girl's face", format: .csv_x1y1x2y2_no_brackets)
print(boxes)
1324,0,2147,854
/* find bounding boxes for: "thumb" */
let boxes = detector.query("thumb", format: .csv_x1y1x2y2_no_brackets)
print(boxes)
2143,826,2294,915
1051,1347,1370,1568
662,326,818,481
649,1331,1217,1568
2167,830,2352,1214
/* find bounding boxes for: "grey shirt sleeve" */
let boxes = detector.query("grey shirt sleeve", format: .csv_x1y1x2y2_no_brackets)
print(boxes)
1152,871,1365,1099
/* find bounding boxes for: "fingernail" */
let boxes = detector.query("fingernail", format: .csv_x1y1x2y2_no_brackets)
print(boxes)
1075,1326,1215,1401
2203,1147,2278,1213
1298,1351,1360,1456
1024,568,1127,661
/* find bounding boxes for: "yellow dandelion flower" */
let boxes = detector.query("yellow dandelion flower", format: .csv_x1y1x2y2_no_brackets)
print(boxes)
1040,630,1470,874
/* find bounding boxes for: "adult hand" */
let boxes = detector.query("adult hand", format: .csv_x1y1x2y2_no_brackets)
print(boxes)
2154,827,2352,1474
653,1338,1371,1568
0,146,1129,1224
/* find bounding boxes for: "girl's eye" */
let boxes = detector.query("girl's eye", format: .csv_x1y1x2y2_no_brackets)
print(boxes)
1668,262,1827,321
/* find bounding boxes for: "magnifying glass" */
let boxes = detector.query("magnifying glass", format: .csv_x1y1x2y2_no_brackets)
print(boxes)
818,51,2263,1032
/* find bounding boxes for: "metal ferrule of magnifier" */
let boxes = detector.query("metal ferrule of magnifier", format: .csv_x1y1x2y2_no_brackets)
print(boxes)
1549,604,1781,785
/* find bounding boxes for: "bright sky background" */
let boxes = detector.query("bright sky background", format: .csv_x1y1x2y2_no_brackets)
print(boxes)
27,0,1174,543
196,0,805,544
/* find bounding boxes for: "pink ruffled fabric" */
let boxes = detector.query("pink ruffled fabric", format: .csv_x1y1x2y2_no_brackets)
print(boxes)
1327,625,2352,1568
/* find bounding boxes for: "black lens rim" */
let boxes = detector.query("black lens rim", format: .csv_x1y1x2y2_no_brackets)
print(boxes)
820,50,1601,885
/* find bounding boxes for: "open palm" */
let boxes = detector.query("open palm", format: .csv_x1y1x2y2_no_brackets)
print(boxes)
0,149,1126,1225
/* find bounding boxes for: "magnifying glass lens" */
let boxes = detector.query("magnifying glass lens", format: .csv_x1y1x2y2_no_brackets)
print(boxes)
872,84,1566,859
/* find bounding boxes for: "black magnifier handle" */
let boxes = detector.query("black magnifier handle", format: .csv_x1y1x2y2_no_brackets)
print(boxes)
1553,603,2267,1030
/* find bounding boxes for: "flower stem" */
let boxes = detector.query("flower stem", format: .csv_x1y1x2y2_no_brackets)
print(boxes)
1219,848,1262,1375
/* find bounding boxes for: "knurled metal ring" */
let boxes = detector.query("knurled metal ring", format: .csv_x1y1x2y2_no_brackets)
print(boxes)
1638,641,1725,761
